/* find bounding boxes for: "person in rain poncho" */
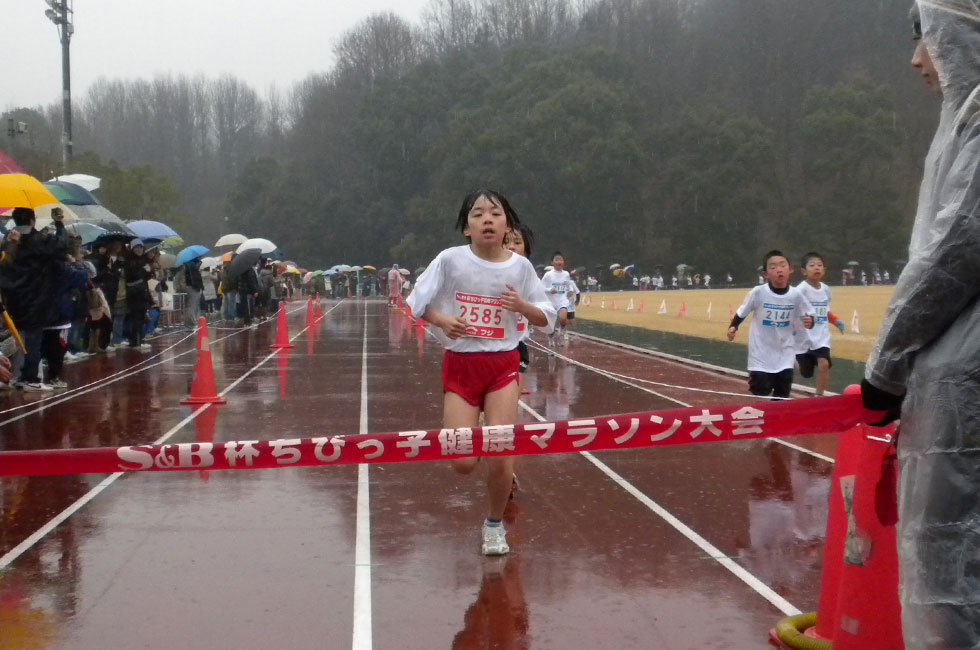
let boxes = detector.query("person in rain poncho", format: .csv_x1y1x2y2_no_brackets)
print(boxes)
387,264,404,307
861,3,980,647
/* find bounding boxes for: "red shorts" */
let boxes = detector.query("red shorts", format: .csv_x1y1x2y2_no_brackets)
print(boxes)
442,349,520,407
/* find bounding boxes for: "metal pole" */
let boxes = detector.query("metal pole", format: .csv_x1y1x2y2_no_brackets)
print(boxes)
60,0,72,169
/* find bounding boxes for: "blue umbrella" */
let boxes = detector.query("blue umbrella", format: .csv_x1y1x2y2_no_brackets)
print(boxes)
128,220,180,242
176,245,209,266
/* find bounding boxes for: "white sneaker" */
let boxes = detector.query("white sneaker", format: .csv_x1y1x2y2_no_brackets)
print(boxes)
23,382,54,392
48,379,68,390
482,523,510,556
64,352,77,362
139,343,152,351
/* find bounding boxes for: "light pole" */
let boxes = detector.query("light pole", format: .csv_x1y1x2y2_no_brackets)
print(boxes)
44,0,73,170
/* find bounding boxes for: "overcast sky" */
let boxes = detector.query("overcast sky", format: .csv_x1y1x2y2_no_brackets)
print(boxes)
5,0,432,110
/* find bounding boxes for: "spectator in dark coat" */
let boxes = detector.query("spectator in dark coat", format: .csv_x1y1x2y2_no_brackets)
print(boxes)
123,240,153,350
0,207,68,390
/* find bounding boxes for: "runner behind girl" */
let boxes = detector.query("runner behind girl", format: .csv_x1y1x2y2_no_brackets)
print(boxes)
407,190,556,555
540,252,571,346
503,224,535,386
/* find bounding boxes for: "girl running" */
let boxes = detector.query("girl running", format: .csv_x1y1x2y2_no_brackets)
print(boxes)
408,190,555,556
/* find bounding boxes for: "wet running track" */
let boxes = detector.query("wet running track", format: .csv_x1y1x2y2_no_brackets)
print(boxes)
0,299,837,649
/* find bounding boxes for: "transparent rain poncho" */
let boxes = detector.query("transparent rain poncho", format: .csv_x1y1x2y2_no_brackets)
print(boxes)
864,1,980,647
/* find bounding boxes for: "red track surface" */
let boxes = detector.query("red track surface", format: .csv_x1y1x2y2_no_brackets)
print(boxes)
0,299,837,648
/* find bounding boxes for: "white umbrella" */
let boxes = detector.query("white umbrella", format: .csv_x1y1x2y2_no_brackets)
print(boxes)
215,233,248,248
49,173,100,192
398,268,410,276
200,256,220,270
609,263,622,270
236,237,276,254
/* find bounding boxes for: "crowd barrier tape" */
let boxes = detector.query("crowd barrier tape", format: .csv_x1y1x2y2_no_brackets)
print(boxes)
0,395,870,478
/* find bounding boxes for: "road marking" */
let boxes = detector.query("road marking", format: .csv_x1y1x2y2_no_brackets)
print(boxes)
352,301,373,650
518,400,802,617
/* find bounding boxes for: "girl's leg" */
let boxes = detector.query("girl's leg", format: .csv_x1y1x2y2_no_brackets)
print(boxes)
483,380,520,520
815,358,831,397
444,391,482,475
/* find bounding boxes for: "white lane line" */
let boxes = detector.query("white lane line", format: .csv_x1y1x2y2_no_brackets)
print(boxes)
535,337,835,464
518,400,801,617
352,302,372,650
0,302,343,572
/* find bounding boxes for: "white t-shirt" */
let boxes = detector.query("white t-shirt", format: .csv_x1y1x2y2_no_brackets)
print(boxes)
540,269,572,310
407,245,556,352
793,282,832,352
735,284,815,373
566,280,580,313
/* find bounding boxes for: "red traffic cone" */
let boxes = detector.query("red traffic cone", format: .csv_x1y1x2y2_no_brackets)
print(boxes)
181,317,227,405
638,301,645,313
194,320,207,351
678,302,687,317
611,299,617,310
270,301,295,350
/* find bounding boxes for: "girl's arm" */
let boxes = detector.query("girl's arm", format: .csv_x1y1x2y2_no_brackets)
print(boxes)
501,284,549,327
422,306,467,339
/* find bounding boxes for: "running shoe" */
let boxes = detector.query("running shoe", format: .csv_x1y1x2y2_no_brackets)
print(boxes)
482,523,510,556
139,343,152,351
48,379,68,390
23,382,54,392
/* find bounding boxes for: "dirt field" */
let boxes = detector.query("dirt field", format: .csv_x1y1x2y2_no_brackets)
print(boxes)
574,285,895,362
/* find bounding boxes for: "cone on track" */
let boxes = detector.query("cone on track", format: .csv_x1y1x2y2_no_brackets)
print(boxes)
305,297,314,329
194,320,207,351
706,302,712,320
638,300,645,313
851,310,861,334
600,298,606,309
182,317,227,405
270,301,294,350
626,298,635,312
611,299,617,310
658,299,667,315
678,302,687,317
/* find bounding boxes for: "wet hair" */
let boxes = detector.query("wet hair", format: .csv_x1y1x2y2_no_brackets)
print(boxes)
801,251,824,268
455,189,521,236
763,249,788,268
516,224,534,257
12,207,34,226
552,251,564,260
910,4,922,41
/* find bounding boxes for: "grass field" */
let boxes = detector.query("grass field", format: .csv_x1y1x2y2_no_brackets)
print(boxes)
574,285,895,363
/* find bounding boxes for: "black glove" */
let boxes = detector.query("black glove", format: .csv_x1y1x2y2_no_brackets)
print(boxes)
861,379,904,427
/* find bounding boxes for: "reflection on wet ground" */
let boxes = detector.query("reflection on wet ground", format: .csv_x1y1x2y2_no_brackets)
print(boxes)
0,299,837,648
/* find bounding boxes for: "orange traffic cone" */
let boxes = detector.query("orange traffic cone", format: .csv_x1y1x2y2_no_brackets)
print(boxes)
678,302,687,317
638,301,645,313
194,319,207,351
611,299,617,310
270,301,294,350
181,317,227,405
304,297,314,329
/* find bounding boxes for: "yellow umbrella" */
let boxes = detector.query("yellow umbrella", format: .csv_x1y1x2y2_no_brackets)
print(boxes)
362,265,377,271
0,174,58,209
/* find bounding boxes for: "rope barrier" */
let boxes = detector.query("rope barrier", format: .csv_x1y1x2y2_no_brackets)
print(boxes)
0,394,869,477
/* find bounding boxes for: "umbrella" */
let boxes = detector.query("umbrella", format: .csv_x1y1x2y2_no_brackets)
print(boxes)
414,267,426,277
219,251,234,263
302,272,314,284
200,256,220,270
176,245,210,266
846,260,860,266
158,252,177,268
398,268,410,276
49,173,100,191
312,270,325,277
214,233,248,248
227,248,262,277
66,222,108,245
609,263,622,270
92,230,137,247
0,174,58,209
128,220,180,242
323,270,337,276
236,238,276,254
70,205,135,234
544,265,554,272
43,180,101,206
362,265,376,271
624,264,635,275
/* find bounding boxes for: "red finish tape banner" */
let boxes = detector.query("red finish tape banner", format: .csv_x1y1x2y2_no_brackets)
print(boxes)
0,395,869,477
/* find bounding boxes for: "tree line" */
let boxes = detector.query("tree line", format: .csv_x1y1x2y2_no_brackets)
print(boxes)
3,0,934,280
